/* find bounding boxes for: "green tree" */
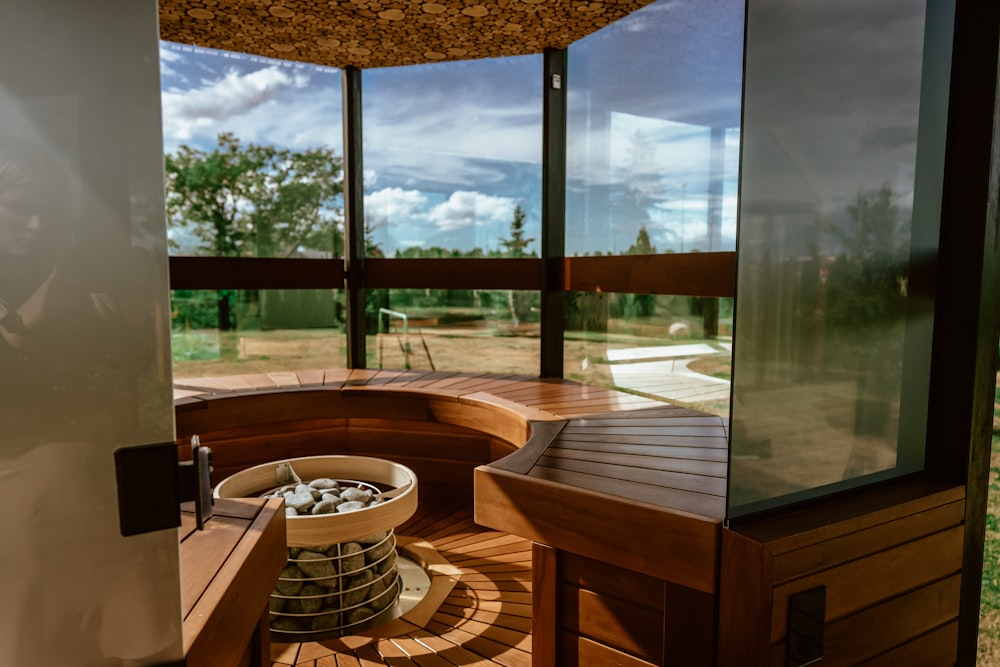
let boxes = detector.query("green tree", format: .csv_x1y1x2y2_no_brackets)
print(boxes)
628,225,656,255
620,225,656,318
496,205,537,327
164,133,343,330
499,205,535,258
165,132,343,258
824,182,909,436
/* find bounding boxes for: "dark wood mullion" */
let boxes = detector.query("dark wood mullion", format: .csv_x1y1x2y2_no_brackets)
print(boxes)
342,66,366,369
541,47,568,379
925,1,1000,663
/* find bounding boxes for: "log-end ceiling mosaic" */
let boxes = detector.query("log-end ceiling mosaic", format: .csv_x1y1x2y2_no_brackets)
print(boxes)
158,0,656,69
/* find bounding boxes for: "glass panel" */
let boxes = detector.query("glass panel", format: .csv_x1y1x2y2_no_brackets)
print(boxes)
566,0,744,257
1,2,183,663
171,289,347,378
365,288,539,374
728,0,954,516
160,42,343,258
363,57,542,258
564,293,733,417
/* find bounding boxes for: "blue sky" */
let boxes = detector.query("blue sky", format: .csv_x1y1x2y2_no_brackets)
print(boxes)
157,0,746,257
157,0,928,259
160,42,546,256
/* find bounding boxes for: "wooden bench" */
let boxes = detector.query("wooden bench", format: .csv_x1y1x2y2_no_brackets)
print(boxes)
174,368,729,667
180,497,286,667
175,369,968,667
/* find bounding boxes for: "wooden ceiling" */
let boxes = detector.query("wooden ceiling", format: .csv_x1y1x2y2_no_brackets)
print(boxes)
158,0,655,69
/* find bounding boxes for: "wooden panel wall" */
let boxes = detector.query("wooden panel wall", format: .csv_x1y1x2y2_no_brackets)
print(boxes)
177,415,505,505
718,480,965,667
538,550,715,667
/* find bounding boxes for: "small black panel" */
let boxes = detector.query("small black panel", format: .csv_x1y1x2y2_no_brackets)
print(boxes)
787,585,826,667
114,441,181,537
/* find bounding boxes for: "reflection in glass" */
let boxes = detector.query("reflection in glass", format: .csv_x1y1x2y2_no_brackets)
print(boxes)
566,0,744,256
728,0,953,516
564,293,733,417
363,57,542,258
1,4,184,662
160,43,344,259
171,289,347,378
365,288,539,374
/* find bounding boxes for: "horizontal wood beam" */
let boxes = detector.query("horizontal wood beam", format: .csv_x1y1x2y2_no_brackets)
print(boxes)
169,257,344,290
564,252,736,297
168,254,736,297
365,258,542,290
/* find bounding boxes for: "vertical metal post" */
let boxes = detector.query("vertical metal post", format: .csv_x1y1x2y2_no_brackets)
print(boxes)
541,48,567,378
925,0,1000,663
342,66,366,369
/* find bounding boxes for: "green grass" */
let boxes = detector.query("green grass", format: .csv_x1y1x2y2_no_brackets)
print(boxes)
983,439,1000,611
978,378,1000,663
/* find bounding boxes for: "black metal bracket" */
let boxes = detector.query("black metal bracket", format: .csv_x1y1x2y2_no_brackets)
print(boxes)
177,435,214,530
114,436,214,537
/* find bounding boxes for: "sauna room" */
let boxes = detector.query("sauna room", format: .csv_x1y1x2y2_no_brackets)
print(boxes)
1,0,998,666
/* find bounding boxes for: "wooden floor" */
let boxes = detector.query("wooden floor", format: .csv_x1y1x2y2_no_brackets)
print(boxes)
270,502,533,667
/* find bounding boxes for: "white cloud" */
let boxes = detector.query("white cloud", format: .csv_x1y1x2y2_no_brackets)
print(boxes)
428,191,515,232
167,66,299,120
158,44,185,80
366,99,541,166
364,187,428,223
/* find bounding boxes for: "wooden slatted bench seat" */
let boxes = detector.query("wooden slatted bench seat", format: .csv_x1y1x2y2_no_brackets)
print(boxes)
180,496,286,667
173,368,730,667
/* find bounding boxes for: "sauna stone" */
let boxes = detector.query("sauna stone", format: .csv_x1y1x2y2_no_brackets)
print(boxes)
296,551,336,579
338,542,366,573
274,566,305,595
336,500,367,513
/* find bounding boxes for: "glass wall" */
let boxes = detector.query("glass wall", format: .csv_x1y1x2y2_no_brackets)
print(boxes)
365,288,539,374
565,293,733,416
728,0,954,516
160,43,348,373
160,42,344,259
565,0,744,256
363,57,542,259
170,288,347,379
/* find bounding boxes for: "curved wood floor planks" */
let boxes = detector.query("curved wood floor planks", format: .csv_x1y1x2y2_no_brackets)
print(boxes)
270,502,533,667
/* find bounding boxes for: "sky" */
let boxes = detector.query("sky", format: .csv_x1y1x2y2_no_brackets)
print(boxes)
157,0,745,257
158,0,931,260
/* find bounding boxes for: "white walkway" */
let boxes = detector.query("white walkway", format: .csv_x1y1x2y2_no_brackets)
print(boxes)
608,343,731,406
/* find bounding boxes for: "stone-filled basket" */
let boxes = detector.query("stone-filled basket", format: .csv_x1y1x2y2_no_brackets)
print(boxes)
213,455,418,637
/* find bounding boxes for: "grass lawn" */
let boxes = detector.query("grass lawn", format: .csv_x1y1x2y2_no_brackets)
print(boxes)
980,374,1000,663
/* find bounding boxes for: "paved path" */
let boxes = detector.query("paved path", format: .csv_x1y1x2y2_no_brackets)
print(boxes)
608,342,731,407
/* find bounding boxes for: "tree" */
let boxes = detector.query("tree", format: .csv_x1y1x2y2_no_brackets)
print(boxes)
609,130,664,250
165,133,343,330
823,182,909,437
499,205,535,258
496,205,537,327
628,225,656,255
165,132,343,258
620,225,656,318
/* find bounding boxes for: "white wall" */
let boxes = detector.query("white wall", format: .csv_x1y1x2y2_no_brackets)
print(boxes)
0,1,183,664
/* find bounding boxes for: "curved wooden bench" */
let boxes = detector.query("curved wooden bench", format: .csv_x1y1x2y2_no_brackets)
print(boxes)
173,368,730,667
174,369,677,500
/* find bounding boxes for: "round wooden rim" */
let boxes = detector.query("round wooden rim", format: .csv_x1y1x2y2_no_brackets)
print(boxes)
214,455,418,546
